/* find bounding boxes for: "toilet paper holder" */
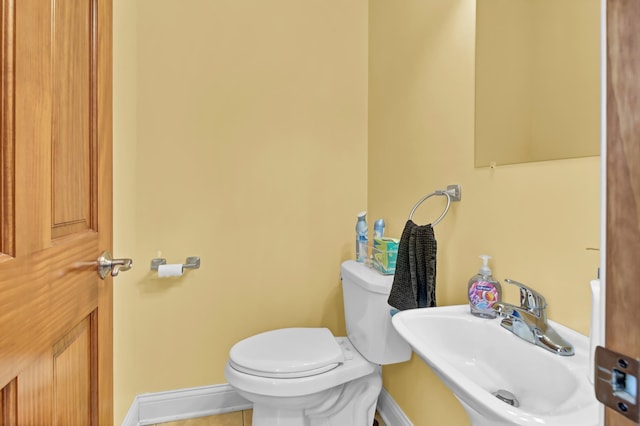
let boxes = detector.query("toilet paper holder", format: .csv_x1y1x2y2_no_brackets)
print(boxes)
150,257,201,272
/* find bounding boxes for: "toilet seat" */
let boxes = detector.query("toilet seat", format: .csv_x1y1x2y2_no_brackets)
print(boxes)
228,328,344,379
225,336,378,398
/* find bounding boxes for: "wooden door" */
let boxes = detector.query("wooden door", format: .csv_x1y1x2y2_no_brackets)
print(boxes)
605,0,640,425
0,0,113,424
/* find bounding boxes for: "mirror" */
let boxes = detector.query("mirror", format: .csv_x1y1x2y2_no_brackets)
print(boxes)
475,0,600,167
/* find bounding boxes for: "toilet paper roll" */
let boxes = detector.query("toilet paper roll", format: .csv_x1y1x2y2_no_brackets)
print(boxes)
157,263,183,278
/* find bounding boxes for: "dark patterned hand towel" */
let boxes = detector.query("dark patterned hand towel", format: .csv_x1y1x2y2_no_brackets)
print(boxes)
387,220,437,310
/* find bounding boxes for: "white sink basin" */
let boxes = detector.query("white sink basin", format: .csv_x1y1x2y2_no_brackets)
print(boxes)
392,305,599,426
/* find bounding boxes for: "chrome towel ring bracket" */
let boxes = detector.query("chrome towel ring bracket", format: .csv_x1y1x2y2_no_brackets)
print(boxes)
408,184,462,226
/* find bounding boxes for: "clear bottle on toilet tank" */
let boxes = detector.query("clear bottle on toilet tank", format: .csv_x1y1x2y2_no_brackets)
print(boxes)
468,255,501,318
355,211,368,262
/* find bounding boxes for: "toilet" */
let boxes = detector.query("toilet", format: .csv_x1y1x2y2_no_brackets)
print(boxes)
224,260,412,426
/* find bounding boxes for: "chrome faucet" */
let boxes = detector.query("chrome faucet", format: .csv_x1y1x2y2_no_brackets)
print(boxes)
493,279,574,356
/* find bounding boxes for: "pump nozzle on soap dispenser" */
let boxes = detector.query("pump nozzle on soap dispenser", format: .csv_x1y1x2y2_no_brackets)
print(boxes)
468,255,502,318
479,254,492,275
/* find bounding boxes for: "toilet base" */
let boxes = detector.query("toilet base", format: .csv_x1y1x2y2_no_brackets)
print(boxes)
248,371,382,426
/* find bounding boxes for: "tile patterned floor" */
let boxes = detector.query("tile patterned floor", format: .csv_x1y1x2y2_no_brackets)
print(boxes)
156,409,386,426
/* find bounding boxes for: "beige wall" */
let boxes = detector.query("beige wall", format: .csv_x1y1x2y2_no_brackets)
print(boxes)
475,0,600,166
369,1,599,424
113,0,368,423
114,1,600,425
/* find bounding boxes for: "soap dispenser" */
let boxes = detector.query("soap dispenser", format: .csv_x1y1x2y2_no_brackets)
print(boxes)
468,255,502,318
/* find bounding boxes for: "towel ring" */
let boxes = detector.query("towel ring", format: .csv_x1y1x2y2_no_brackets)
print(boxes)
408,185,462,226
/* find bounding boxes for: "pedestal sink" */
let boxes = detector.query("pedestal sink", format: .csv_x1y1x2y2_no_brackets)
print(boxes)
391,305,599,426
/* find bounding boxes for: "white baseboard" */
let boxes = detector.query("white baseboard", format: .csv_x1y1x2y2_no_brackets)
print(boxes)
121,384,252,426
377,387,413,426
122,383,411,426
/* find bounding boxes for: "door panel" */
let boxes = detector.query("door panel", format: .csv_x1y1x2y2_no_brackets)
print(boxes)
53,315,94,426
14,0,52,255
606,0,640,425
0,0,14,258
17,354,52,426
52,0,94,239
0,379,17,426
0,0,113,424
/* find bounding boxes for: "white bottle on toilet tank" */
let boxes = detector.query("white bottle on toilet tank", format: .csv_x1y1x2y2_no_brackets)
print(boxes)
355,211,368,262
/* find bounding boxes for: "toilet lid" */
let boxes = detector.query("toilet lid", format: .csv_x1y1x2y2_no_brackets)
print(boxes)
229,328,344,378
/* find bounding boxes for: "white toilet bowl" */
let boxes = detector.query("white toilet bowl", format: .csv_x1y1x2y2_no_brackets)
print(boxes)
225,333,381,425
224,261,412,426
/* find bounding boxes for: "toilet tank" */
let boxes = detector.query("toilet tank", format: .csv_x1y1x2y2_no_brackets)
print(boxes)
340,260,411,365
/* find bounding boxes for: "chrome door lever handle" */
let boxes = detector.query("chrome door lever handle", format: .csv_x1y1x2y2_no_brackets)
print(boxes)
97,251,133,279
